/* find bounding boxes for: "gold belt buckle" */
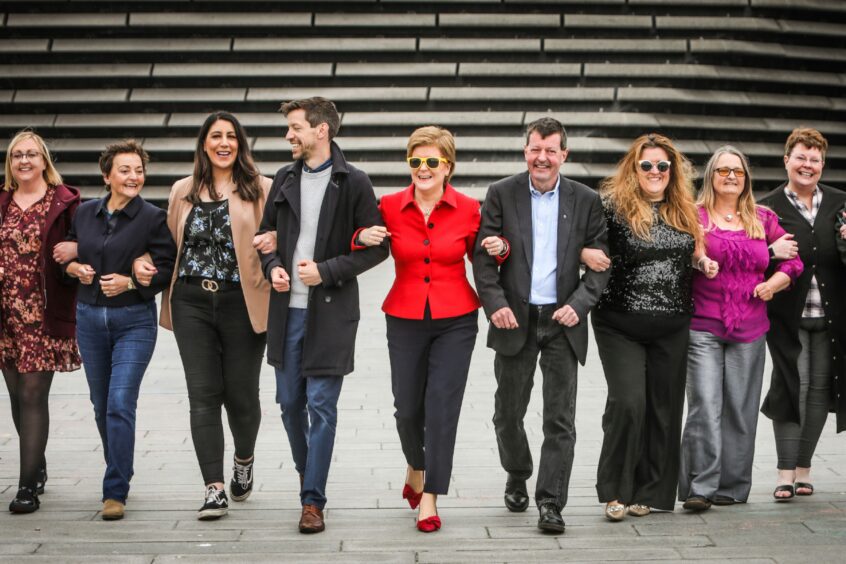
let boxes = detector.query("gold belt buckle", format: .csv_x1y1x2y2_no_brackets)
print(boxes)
201,279,219,292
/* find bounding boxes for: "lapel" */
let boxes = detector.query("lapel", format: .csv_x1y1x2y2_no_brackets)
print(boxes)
313,173,340,262
556,176,575,275
814,184,838,228
514,174,533,271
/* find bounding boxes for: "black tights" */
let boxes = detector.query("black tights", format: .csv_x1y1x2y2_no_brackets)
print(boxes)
3,368,53,489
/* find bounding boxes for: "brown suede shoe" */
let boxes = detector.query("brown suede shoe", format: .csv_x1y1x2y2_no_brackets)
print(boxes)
102,499,125,521
299,504,325,534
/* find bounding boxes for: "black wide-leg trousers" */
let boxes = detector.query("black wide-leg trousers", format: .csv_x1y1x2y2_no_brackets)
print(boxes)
592,309,691,511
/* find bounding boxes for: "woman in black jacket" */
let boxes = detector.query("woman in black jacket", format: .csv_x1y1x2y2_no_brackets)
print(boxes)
759,128,846,501
65,140,176,520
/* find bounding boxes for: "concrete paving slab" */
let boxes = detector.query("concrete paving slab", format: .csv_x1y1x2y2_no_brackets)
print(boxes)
778,19,846,37
565,14,652,28
52,38,231,53
430,86,614,102
234,37,416,52
440,13,560,27
0,39,49,52
130,88,246,102
420,38,540,52
657,15,780,31
0,64,151,78
335,62,457,77
6,13,127,27
129,12,311,27
459,62,580,77
341,111,525,127
153,63,332,77
14,89,128,103
545,38,686,53
316,13,435,27
754,0,845,11
248,87,427,102
0,114,55,127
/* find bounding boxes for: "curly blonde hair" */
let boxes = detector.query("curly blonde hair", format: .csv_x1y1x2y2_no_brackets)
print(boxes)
600,132,701,248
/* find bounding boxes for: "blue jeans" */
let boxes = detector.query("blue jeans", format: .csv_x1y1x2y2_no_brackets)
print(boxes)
275,308,343,510
76,301,157,503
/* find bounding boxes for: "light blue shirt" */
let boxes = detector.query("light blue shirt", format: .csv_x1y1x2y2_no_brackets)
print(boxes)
529,178,560,305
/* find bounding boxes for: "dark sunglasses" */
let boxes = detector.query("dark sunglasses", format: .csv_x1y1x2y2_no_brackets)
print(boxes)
638,160,671,173
407,156,448,170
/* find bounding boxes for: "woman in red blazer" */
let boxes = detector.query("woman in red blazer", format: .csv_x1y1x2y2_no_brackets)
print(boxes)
356,126,506,532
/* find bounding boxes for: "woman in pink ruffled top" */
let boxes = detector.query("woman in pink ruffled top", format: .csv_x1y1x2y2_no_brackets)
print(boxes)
678,146,803,511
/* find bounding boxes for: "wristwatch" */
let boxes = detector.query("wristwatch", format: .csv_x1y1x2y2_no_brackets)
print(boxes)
768,245,776,259
127,278,136,291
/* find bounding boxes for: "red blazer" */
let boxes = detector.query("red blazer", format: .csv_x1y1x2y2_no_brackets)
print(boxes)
374,183,481,320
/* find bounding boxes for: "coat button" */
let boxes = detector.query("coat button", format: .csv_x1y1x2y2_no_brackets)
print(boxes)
324,296,332,303
522,298,528,304
424,276,430,283
423,239,430,246
424,258,430,264
428,223,434,229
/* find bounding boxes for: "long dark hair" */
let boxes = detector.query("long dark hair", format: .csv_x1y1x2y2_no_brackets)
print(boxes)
186,111,262,203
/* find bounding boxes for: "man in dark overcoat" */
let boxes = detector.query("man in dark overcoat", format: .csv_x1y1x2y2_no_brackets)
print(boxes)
259,97,387,533
473,117,610,532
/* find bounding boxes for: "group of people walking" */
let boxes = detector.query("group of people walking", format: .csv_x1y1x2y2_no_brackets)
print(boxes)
2,96,844,535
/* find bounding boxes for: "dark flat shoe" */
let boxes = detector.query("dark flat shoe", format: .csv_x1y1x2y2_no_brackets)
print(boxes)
682,495,712,511
712,495,736,506
794,482,814,496
773,484,794,502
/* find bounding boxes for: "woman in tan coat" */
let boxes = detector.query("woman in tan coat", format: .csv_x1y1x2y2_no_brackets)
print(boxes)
135,112,273,519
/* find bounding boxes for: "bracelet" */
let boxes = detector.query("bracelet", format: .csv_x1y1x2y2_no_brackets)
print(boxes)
498,240,509,257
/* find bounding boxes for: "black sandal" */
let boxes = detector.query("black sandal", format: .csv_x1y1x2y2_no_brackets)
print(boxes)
794,482,814,496
773,484,794,502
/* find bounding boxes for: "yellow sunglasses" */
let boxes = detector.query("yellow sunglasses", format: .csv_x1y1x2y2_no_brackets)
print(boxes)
407,156,449,170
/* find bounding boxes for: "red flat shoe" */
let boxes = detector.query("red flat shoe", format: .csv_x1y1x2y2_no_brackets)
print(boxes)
402,484,423,509
416,515,441,533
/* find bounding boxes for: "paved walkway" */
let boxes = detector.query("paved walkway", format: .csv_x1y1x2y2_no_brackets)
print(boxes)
1,260,844,563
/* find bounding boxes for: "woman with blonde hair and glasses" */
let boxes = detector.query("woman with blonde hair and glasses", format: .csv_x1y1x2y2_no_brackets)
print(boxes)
586,133,704,520
1,131,80,513
678,146,802,511
355,126,504,532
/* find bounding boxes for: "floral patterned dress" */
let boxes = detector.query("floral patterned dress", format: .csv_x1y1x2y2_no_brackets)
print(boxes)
0,186,81,372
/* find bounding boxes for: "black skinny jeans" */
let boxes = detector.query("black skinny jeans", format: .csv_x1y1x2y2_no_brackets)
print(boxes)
171,280,267,485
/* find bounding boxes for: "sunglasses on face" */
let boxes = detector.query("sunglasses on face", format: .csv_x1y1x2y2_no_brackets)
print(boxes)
407,156,449,170
714,167,746,178
638,160,671,173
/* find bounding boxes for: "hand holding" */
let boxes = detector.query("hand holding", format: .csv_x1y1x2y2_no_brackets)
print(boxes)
770,233,798,260
132,259,157,287
52,241,78,264
297,260,322,286
700,258,719,279
271,266,290,293
754,281,775,302
252,232,277,254
580,247,611,272
490,307,518,329
358,226,390,247
99,273,131,297
552,304,579,327
73,263,96,285
480,236,506,257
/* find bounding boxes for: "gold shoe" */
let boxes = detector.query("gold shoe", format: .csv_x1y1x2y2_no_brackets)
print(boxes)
627,504,650,517
604,501,626,522
102,499,125,521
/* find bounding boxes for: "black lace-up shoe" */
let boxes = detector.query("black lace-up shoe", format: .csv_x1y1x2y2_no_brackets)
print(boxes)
198,486,228,520
230,457,254,502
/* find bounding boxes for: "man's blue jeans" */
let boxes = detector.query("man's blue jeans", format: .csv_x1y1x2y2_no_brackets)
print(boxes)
275,308,343,510
76,301,157,503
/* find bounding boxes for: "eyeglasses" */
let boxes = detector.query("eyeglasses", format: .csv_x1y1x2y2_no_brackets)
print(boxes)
11,151,42,162
638,160,671,173
791,155,823,166
714,167,746,178
407,156,449,170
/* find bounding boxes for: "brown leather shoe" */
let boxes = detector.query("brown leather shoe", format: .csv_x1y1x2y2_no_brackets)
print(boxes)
299,504,325,533
102,499,125,521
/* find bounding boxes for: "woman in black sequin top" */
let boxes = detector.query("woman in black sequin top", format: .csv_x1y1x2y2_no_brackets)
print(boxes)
589,133,702,521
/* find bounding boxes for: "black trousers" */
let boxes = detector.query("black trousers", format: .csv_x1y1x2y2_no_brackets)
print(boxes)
171,280,267,485
493,304,579,509
386,308,478,495
592,309,691,510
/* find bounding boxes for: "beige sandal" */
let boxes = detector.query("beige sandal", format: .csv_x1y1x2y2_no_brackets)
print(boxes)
604,501,626,521
627,504,650,517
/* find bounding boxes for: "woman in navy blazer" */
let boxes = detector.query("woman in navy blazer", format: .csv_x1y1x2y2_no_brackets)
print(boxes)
357,126,506,532
65,140,176,520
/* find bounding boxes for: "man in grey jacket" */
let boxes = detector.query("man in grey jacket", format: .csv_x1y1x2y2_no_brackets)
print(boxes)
473,117,610,533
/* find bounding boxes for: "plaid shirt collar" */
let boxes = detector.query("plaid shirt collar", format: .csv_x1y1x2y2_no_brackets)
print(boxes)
784,185,821,225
